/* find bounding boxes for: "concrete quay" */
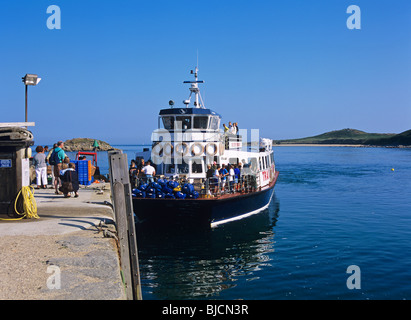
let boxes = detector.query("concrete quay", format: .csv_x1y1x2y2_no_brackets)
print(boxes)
0,183,126,300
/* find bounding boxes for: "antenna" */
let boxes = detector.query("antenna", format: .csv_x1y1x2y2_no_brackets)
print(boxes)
182,52,205,108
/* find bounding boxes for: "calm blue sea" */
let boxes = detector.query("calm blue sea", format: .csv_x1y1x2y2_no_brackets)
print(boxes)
65,145,411,299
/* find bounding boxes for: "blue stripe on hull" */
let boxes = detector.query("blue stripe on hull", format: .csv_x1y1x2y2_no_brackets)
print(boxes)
210,186,275,227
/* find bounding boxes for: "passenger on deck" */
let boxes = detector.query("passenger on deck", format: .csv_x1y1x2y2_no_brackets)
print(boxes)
229,123,236,135
213,165,220,194
206,164,214,193
234,164,241,191
142,160,156,183
129,160,137,187
137,159,145,182
228,164,235,192
219,164,228,192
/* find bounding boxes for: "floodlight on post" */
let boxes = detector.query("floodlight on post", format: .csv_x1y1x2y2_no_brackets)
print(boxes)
22,74,41,125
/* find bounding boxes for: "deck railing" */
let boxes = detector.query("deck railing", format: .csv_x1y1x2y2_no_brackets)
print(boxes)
129,172,260,198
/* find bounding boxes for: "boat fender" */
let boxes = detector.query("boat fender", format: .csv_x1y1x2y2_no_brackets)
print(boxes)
191,142,204,156
205,143,218,156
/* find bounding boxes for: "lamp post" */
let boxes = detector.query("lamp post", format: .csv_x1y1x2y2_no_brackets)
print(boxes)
22,74,41,125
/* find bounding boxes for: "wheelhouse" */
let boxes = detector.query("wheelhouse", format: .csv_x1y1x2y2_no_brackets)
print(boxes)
158,108,221,132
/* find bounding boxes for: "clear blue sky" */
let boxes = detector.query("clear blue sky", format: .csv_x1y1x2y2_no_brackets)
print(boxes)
1,0,410,144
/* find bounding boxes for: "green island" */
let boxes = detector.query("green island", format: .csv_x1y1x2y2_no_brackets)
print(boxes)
273,128,411,147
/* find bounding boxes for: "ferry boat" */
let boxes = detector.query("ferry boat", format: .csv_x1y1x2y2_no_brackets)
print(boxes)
132,68,279,227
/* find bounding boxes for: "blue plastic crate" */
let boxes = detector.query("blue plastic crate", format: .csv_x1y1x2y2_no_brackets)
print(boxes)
70,160,92,185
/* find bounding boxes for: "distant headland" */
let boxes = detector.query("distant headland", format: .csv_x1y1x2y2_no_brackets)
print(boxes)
63,138,116,152
273,128,411,147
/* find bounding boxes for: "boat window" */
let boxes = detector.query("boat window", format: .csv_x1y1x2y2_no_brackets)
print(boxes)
209,116,219,130
165,163,175,174
176,162,189,174
176,116,191,130
265,156,269,168
193,116,209,129
249,158,258,172
191,159,203,173
162,116,175,130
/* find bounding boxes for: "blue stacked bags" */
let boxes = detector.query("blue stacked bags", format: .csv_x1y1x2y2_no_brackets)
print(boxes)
187,191,199,199
181,183,199,199
132,179,198,199
175,191,186,199
132,188,146,198
182,183,194,195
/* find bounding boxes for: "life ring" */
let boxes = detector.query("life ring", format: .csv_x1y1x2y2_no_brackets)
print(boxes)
151,142,163,165
174,142,189,156
163,142,173,156
205,143,218,156
190,143,204,156
151,142,163,157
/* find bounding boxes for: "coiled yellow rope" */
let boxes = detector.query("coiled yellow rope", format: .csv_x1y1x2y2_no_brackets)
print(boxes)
0,186,39,221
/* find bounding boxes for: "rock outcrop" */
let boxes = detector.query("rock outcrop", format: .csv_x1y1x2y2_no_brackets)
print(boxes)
63,138,116,152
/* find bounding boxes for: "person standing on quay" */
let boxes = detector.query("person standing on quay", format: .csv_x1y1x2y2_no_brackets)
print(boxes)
47,143,57,188
51,141,67,194
33,146,47,189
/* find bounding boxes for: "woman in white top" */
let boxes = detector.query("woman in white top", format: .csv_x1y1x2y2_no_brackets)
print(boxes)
33,146,47,189
228,165,235,192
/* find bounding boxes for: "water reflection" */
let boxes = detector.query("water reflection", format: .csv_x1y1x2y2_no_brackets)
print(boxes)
136,195,280,299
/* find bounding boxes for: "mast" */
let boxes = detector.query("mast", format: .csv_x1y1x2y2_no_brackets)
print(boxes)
183,67,205,108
